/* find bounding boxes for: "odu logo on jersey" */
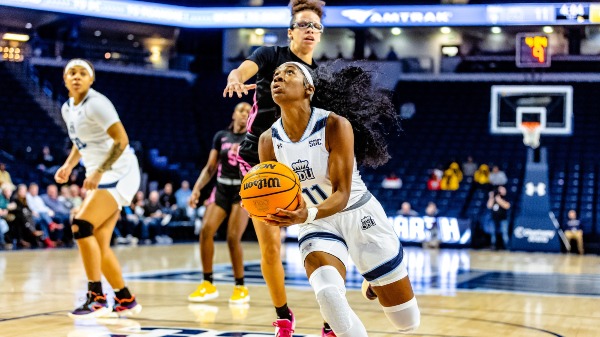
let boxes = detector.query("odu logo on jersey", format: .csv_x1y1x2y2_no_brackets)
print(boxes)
361,216,376,230
291,159,315,182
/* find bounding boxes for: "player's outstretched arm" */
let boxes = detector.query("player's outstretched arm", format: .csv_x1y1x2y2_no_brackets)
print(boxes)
223,60,259,98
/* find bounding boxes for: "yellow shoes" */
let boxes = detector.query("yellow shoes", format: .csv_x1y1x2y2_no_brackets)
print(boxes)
188,281,219,302
229,285,250,304
188,282,250,305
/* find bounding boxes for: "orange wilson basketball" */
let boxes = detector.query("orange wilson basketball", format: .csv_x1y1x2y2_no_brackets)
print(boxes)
240,161,301,219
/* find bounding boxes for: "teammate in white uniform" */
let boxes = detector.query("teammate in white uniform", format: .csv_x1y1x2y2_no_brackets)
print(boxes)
257,62,420,336
55,59,142,319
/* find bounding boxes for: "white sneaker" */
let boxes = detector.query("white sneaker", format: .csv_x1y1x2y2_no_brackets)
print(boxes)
163,235,173,244
126,235,139,246
115,237,129,245
161,214,172,226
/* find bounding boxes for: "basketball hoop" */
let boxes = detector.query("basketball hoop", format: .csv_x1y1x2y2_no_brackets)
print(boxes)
520,121,541,149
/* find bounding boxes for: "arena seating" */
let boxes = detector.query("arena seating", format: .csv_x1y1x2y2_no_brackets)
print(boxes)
367,80,599,243
0,62,65,185
2,60,598,250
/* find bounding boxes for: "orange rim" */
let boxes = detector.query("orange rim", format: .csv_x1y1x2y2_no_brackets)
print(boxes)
521,121,541,130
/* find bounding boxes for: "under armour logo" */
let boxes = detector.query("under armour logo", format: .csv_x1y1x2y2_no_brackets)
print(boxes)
525,182,546,196
277,143,283,149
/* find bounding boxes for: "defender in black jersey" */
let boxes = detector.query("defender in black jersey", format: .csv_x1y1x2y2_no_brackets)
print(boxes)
222,1,325,335
236,46,318,175
188,102,251,305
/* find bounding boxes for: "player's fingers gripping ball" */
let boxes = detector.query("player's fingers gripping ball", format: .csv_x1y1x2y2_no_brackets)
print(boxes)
240,161,301,219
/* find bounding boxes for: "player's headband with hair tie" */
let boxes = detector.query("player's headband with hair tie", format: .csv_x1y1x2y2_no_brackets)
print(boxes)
282,61,314,100
64,59,94,78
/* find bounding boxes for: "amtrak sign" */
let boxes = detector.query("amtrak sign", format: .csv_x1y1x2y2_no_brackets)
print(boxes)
341,9,453,24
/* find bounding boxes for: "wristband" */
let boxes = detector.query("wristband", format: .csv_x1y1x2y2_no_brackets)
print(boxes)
302,207,318,224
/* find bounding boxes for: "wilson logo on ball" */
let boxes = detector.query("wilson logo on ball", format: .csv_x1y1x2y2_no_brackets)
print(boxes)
243,177,281,190
240,161,300,219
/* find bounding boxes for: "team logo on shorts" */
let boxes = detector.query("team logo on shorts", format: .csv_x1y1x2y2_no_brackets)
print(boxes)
291,159,315,182
361,216,376,230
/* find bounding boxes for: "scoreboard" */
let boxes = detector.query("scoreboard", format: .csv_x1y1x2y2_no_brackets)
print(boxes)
516,33,550,68
0,1,600,28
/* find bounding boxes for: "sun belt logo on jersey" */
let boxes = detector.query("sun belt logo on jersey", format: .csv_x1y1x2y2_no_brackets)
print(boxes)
361,216,376,230
525,182,546,196
292,159,315,182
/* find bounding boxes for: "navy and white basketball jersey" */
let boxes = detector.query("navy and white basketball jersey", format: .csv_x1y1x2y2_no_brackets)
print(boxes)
271,107,368,208
61,88,134,174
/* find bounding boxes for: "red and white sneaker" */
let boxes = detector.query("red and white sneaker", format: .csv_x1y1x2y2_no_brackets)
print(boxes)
361,279,377,301
322,327,337,337
273,310,295,337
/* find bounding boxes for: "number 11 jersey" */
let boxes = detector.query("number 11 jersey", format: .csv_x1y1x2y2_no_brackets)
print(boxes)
271,107,367,208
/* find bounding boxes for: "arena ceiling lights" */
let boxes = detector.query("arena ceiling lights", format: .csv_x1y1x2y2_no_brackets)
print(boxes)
0,1,598,28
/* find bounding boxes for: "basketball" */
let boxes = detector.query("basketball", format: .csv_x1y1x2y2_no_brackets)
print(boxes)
240,161,301,219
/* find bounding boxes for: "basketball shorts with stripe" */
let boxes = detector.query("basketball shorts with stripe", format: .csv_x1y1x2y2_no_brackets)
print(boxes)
298,195,408,287
207,183,242,213
97,154,141,208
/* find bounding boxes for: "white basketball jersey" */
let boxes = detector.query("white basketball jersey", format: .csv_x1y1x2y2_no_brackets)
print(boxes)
61,88,134,174
272,107,368,208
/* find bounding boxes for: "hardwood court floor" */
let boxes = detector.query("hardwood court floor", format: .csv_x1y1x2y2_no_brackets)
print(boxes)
1,243,599,337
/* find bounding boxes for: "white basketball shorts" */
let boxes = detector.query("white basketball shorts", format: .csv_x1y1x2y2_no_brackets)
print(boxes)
298,192,408,287
97,154,141,208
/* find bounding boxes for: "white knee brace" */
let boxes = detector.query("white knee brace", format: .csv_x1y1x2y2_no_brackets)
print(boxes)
382,297,420,332
309,266,367,336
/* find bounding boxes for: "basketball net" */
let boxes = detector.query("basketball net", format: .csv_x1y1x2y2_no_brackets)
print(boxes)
519,122,541,149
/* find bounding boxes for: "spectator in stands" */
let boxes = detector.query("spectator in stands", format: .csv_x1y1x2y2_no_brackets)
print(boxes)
564,210,584,255
440,163,461,191
174,180,193,220
41,184,71,224
59,185,74,210
386,46,399,61
37,145,59,174
489,165,507,186
422,202,439,249
130,191,145,238
397,201,419,216
0,211,9,249
69,184,83,212
10,184,43,248
474,164,491,186
462,156,477,179
114,207,138,246
427,172,441,191
382,172,402,189
159,183,177,223
26,183,60,247
0,163,14,191
487,186,511,250
143,190,172,244
0,186,13,249
433,165,444,180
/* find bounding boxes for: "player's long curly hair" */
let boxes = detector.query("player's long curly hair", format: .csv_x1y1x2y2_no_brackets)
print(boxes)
312,61,400,168
290,0,325,22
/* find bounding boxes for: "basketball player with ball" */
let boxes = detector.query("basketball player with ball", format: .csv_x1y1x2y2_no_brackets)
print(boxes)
223,0,325,335
246,62,421,336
